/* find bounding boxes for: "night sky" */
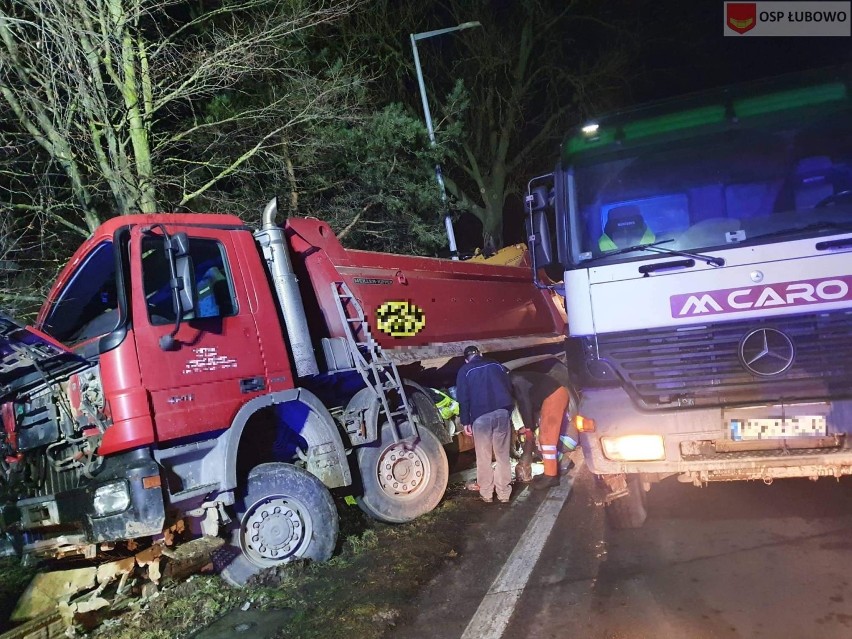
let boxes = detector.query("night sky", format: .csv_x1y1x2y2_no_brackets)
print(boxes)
632,2,852,99
489,0,852,249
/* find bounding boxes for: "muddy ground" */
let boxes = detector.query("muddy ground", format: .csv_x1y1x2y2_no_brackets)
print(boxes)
0,459,484,639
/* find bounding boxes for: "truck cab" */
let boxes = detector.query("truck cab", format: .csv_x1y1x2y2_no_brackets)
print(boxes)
528,69,852,527
2,211,365,581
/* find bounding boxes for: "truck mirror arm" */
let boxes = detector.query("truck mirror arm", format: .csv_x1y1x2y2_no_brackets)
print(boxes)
143,225,197,351
525,175,562,292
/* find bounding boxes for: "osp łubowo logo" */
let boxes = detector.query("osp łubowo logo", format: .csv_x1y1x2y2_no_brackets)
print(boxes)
724,1,851,36
727,2,757,33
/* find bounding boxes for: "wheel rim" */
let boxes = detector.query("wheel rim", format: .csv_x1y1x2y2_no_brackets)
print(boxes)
376,437,431,500
240,495,313,568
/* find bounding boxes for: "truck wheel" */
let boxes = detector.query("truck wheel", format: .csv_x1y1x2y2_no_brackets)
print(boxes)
220,463,338,586
407,385,452,445
356,422,449,523
605,474,648,529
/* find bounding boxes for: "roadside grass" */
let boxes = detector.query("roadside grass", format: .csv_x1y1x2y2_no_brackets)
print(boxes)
89,486,468,639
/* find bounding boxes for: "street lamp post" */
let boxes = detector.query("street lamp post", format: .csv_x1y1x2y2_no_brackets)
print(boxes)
410,21,481,260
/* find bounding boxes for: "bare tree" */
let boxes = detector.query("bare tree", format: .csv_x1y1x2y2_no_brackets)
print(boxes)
334,0,631,251
0,0,361,235
436,0,630,251
0,200,64,318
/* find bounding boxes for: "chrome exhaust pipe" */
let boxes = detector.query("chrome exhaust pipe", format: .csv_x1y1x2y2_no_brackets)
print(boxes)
254,197,319,377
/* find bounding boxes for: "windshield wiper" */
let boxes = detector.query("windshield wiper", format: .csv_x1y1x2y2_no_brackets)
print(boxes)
584,239,725,267
744,221,852,244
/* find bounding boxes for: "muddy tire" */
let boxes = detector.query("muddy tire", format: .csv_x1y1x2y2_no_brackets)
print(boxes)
407,385,453,445
357,422,449,523
220,463,338,586
605,474,648,529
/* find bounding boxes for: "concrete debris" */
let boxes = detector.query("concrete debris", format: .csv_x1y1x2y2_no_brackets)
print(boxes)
70,596,109,615
0,610,65,639
8,536,223,635
162,519,186,547
96,557,136,587
134,545,163,583
162,536,224,582
11,568,96,623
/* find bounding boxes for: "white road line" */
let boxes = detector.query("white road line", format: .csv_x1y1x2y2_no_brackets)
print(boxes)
460,459,582,639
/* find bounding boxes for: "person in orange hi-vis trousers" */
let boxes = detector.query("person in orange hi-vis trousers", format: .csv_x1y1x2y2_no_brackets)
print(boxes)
510,371,575,490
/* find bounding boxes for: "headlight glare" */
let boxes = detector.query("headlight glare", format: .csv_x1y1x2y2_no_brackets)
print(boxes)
601,434,665,461
93,481,130,516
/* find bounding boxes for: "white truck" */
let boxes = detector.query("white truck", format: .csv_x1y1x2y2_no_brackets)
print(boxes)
526,69,852,527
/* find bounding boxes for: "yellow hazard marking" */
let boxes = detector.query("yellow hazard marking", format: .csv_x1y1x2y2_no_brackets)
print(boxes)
376,300,426,338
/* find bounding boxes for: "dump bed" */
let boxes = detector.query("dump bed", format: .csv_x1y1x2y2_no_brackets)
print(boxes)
285,218,566,364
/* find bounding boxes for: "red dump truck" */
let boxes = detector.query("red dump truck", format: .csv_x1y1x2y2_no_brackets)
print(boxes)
0,199,565,584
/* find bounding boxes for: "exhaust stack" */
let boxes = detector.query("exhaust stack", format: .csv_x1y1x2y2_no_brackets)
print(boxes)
254,198,319,377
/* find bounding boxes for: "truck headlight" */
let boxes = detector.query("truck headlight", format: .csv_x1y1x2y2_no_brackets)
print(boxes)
93,482,130,516
601,435,665,461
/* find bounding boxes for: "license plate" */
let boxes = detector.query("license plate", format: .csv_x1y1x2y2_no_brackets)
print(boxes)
730,416,827,441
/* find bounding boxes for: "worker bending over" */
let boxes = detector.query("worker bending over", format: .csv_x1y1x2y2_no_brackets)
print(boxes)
510,371,576,490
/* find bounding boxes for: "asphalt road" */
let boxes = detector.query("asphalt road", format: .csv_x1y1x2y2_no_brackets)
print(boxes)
397,466,852,639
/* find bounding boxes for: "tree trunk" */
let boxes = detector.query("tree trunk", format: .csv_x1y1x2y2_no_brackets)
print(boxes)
282,139,299,216
482,221,503,256
113,0,156,214
480,173,506,253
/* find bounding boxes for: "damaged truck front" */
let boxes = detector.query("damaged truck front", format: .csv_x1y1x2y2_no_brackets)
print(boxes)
0,199,566,585
0,317,163,553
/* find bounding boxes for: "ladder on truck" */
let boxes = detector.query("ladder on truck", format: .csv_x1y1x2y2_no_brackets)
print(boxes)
331,281,417,443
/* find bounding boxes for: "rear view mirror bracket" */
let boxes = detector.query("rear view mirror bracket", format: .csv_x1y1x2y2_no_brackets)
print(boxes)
525,176,561,290
143,226,197,350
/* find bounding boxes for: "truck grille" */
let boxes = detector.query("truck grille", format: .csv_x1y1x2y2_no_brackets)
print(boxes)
590,309,852,410
27,444,87,497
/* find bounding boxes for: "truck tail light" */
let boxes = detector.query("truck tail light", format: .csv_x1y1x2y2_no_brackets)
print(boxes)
574,414,595,432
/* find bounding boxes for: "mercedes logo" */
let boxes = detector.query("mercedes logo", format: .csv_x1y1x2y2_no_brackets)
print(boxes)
739,328,795,377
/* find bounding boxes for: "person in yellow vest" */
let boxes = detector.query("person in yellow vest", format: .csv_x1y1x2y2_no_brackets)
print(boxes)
431,387,459,421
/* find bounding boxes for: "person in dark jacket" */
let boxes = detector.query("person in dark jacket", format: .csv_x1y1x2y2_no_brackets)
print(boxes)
456,345,515,503
510,370,576,490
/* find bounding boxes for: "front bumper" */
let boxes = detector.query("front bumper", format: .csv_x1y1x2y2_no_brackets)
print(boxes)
16,448,165,543
579,387,852,482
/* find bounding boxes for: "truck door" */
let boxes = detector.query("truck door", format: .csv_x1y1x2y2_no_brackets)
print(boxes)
130,225,266,443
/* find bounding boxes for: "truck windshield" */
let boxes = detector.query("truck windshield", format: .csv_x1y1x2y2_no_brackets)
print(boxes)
568,107,852,265
41,241,119,345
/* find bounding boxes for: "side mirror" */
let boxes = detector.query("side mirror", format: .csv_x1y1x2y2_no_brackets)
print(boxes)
170,233,197,317
526,186,554,268
159,231,197,351
530,211,554,267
